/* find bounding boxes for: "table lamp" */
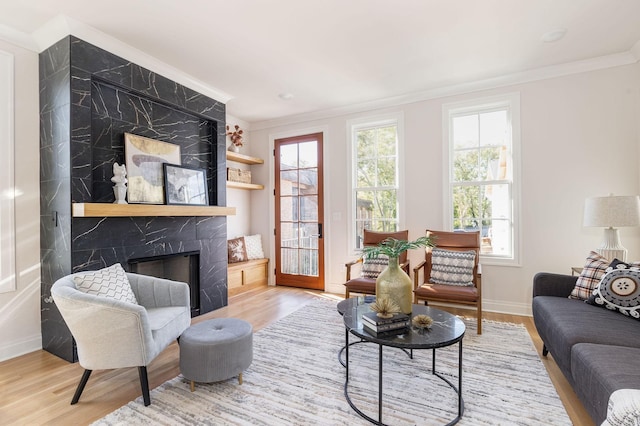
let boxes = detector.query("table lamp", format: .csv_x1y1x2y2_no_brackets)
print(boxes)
583,194,640,261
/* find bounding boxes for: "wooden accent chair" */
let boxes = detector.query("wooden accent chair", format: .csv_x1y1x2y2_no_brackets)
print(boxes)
343,229,409,298
413,230,483,334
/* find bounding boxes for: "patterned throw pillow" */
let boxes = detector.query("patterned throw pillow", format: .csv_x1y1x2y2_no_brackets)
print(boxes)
74,263,138,304
228,237,248,263
586,260,640,320
361,254,389,279
430,248,476,286
244,234,265,259
569,251,611,300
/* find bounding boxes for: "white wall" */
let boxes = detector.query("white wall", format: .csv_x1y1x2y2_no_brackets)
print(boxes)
249,63,640,315
225,114,253,239
0,44,637,362
0,40,40,361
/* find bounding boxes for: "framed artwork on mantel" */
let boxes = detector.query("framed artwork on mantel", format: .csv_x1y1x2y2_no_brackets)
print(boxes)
163,164,209,206
124,133,181,204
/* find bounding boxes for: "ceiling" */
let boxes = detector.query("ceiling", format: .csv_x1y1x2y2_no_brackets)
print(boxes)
1,0,640,125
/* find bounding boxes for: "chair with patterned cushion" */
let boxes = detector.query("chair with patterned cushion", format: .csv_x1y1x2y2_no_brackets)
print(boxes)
51,264,192,406
343,229,409,298
413,230,483,334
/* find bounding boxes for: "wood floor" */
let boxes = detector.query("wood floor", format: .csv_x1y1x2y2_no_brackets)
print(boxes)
0,286,592,425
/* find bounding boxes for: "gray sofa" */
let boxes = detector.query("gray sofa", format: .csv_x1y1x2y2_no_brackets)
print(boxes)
532,272,640,424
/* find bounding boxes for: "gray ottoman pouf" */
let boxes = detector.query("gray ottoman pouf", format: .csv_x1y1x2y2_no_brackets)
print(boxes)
179,318,253,392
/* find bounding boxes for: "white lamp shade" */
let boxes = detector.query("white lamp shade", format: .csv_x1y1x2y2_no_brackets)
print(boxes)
583,195,640,228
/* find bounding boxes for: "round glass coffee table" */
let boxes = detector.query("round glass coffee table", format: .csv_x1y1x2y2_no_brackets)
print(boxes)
338,297,466,426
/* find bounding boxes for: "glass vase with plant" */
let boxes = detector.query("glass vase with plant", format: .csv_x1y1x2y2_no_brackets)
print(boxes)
362,236,434,314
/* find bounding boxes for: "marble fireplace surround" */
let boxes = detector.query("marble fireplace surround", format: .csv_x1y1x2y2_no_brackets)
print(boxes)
40,36,229,362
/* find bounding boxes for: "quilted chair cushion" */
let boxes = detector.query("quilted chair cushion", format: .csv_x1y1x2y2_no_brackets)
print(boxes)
73,263,138,305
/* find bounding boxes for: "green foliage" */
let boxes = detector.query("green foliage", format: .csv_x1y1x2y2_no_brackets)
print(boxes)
362,236,434,259
355,125,399,232
452,146,501,229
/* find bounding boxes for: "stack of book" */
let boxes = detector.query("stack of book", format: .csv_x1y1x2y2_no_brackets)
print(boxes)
361,311,410,336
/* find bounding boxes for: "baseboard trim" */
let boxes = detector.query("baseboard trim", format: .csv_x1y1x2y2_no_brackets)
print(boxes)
0,334,42,362
416,299,532,317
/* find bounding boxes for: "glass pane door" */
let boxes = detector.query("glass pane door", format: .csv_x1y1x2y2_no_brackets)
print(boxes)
275,133,324,290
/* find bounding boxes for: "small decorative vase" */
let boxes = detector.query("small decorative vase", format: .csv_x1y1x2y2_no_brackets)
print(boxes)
375,256,413,314
228,143,240,153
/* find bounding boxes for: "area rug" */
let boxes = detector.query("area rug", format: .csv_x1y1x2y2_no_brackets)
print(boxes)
94,299,570,425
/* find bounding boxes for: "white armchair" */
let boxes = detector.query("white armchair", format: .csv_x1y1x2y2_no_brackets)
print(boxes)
51,272,191,406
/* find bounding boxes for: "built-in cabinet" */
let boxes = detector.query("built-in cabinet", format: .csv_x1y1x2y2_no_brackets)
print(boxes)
227,258,269,297
226,151,264,190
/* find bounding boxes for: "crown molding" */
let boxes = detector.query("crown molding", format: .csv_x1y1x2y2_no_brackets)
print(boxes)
249,48,640,131
0,24,39,51
32,15,233,104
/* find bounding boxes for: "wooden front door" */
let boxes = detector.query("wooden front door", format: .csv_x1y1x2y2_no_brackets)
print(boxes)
274,133,324,290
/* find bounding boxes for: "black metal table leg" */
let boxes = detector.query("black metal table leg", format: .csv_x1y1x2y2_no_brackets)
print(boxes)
458,340,463,417
378,344,383,423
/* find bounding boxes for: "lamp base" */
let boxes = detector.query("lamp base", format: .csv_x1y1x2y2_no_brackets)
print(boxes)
596,227,627,262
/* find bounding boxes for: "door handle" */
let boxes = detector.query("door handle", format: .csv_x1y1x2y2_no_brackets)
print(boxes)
310,223,323,238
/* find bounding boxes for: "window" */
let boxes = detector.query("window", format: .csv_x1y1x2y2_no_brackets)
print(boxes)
349,114,403,250
0,50,15,292
443,93,520,264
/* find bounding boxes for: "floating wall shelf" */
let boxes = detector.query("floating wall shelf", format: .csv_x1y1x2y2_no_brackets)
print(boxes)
226,151,265,190
72,203,236,217
226,151,264,165
226,181,264,190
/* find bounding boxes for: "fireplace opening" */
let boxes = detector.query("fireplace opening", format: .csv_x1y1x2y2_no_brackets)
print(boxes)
129,251,200,317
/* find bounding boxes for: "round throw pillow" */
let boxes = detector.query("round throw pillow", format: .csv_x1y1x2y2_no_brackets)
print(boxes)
588,266,640,320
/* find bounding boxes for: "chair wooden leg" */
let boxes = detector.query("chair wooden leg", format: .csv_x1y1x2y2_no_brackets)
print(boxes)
138,366,151,406
70,369,92,405
345,288,350,298
477,308,482,335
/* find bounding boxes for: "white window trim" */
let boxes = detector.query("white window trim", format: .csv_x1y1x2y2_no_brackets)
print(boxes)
0,50,15,292
442,93,521,267
347,112,405,254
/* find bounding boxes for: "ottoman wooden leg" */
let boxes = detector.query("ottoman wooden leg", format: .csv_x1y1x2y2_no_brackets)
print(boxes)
190,380,195,392
238,372,243,385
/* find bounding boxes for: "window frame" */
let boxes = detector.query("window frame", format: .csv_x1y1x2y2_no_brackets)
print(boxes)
442,93,521,266
347,112,405,252
0,50,15,293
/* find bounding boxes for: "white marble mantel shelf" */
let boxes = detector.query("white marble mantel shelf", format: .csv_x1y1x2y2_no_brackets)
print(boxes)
72,203,236,217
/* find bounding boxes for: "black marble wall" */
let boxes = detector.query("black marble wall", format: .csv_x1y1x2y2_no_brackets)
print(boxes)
40,36,229,362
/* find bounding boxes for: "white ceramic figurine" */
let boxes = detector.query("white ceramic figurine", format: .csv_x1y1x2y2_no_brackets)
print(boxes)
111,162,128,204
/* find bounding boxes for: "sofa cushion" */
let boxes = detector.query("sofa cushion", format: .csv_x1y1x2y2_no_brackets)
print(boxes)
430,248,475,286
586,259,640,320
73,263,138,305
569,251,610,300
571,343,640,425
532,296,640,376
